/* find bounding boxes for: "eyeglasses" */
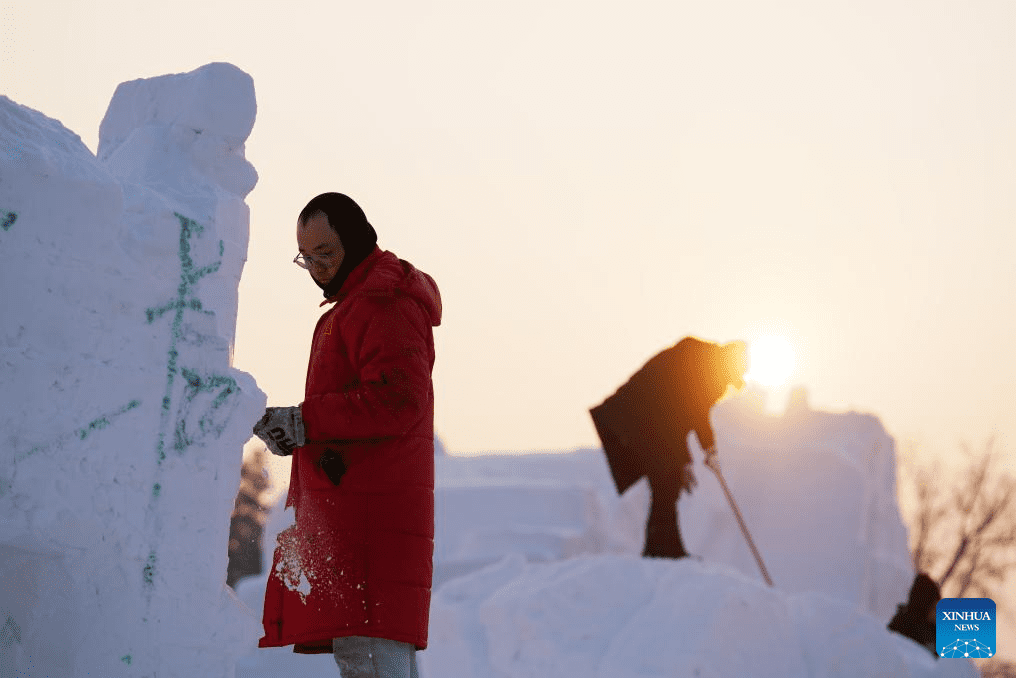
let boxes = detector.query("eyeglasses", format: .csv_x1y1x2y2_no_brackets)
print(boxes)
293,252,337,269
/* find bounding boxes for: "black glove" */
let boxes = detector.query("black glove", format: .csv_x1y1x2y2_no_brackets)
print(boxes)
318,448,347,485
253,406,306,456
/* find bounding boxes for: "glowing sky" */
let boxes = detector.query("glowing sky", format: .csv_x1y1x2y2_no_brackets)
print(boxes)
4,0,1014,459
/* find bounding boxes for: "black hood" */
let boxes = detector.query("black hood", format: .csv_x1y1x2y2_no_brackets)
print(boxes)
301,193,379,298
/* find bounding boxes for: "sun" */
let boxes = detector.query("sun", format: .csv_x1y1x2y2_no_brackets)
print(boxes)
746,336,796,387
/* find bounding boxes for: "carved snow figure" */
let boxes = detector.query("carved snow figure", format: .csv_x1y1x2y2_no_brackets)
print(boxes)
0,62,265,676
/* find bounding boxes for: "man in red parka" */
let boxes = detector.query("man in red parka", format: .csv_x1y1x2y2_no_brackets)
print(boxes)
254,193,441,677
590,337,747,559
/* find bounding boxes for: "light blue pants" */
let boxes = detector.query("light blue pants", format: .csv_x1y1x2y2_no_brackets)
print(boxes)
332,636,419,678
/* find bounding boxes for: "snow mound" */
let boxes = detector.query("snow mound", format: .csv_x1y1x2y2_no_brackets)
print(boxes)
0,62,264,677
422,554,978,678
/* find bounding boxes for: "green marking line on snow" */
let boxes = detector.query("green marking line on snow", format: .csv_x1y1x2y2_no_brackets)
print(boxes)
146,213,223,464
0,211,17,231
76,399,142,441
10,399,143,465
142,551,157,588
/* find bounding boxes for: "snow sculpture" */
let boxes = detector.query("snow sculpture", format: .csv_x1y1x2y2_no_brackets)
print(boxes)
683,396,915,620
0,62,265,677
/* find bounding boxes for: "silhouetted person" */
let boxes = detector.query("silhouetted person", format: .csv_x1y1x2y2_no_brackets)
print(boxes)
888,573,941,657
590,337,748,558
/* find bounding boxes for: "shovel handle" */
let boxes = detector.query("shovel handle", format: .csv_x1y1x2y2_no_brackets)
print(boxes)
707,461,775,587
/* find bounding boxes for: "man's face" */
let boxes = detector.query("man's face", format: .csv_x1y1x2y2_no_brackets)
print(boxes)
297,213,345,286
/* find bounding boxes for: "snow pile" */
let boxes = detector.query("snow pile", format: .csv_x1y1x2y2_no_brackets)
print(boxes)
237,395,978,677
0,63,264,677
425,554,976,678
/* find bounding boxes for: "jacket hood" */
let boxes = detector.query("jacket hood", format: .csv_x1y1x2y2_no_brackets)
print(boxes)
399,260,442,328
322,248,442,328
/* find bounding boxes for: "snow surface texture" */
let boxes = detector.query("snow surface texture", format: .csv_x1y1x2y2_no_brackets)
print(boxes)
0,63,265,677
235,399,978,677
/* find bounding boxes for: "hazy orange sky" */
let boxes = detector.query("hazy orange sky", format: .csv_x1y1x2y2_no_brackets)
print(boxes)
4,0,1014,459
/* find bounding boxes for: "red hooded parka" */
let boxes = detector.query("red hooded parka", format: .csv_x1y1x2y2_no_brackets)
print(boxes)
259,247,441,653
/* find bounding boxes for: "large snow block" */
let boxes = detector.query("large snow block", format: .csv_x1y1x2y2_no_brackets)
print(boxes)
434,479,609,586
0,63,265,677
680,398,915,620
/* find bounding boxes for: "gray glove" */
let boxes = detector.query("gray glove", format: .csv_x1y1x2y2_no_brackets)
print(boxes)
253,406,306,456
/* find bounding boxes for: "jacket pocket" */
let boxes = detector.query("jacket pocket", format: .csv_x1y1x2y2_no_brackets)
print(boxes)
318,447,347,485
